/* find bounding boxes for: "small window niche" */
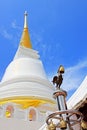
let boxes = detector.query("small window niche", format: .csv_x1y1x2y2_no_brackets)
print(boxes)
28,108,37,121
5,105,14,118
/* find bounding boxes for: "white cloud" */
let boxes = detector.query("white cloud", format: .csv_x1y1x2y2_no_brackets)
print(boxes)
30,30,61,61
11,20,21,30
1,30,13,40
62,60,87,91
30,31,48,57
49,60,87,92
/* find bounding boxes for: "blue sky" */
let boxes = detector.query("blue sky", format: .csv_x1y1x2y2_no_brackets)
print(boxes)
0,0,87,99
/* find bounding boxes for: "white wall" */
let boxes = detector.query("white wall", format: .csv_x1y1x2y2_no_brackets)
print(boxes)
0,118,43,130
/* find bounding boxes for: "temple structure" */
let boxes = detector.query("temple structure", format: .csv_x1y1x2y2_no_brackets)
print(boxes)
0,12,57,130
67,76,87,129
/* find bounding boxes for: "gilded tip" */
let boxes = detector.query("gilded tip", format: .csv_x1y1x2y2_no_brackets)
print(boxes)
58,65,65,74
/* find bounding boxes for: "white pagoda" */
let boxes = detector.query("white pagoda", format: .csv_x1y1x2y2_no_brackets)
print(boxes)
0,12,86,130
0,12,57,130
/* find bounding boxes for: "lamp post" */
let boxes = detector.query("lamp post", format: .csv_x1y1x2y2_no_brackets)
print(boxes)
46,65,85,130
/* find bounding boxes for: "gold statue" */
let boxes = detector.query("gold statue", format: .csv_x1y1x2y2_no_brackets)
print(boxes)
47,120,56,130
81,120,87,130
60,119,67,129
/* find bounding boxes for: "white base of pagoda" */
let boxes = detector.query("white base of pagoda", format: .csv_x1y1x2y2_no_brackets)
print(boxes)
0,118,43,130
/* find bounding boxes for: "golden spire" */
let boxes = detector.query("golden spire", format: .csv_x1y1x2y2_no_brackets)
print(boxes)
20,11,32,48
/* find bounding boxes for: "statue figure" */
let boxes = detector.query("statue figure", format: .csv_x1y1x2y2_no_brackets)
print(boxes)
52,65,64,89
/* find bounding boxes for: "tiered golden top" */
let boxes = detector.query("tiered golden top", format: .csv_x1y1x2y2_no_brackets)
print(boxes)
20,11,32,48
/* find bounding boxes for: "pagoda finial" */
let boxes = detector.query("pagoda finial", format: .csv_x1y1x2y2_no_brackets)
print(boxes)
24,11,28,28
20,11,32,49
